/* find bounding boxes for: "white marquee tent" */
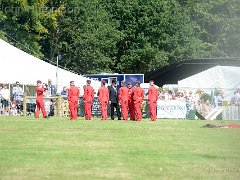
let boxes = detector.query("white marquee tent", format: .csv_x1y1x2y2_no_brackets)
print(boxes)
0,39,100,93
178,65,240,100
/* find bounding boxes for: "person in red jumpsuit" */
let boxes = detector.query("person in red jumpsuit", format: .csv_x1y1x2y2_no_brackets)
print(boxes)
68,81,80,120
83,80,94,120
148,80,159,121
35,80,47,118
128,82,135,121
119,81,129,120
98,80,109,120
133,81,144,121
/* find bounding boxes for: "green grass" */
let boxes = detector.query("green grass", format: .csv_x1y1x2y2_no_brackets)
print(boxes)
0,116,240,180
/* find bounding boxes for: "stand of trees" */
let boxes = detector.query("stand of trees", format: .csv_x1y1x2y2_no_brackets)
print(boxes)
0,0,239,74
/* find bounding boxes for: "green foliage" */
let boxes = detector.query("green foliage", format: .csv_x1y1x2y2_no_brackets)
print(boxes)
200,93,211,103
0,0,64,57
182,0,240,57
1,0,239,74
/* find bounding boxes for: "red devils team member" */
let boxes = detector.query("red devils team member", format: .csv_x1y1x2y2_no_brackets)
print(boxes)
133,81,144,121
83,80,94,120
128,82,135,121
119,81,129,120
148,80,159,121
35,80,47,118
98,80,109,120
68,81,80,120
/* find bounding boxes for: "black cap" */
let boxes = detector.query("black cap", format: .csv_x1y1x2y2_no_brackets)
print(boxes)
112,79,117,83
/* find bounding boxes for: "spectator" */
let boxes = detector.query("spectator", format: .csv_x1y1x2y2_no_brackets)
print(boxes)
12,81,24,106
234,89,240,106
10,104,18,116
0,86,3,104
47,79,56,96
230,91,237,106
187,91,195,107
44,89,52,116
0,103,2,115
202,100,212,117
45,81,55,116
1,84,10,113
176,91,185,102
158,89,165,100
165,90,175,100
61,86,68,100
214,90,224,107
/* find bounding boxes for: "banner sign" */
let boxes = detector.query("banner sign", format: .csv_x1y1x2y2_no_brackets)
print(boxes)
157,100,187,119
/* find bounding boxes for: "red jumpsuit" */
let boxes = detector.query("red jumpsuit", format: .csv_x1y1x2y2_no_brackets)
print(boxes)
119,86,129,120
98,86,109,120
148,86,159,121
35,86,47,118
128,87,135,121
83,85,94,120
133,87,144,121
68,86,80,120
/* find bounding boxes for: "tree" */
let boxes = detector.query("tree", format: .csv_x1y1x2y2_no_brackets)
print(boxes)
181,0,240,57
0,0,63,58
103,0,206,74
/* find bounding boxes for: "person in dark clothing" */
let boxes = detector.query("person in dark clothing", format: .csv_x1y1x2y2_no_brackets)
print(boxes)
108,80,121,120
61,86,68,100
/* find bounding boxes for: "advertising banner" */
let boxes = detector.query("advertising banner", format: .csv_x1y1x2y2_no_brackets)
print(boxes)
157,100,187,119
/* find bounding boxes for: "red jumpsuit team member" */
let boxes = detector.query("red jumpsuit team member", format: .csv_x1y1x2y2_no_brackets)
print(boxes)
128,82,135,121
68,81,80,120
133,81,144,121
98,80,109,120
83,80,94,120
119,81,129,120
148,80,159,121
35,80,47,118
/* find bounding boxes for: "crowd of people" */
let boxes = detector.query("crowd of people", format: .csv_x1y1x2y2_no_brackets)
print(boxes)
0,82,23,116
1,78,240,120
0,79,56,116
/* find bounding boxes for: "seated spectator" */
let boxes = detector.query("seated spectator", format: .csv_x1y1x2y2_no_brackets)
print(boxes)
176,91,185,102
61,86,68,100
165,90,175,100
158,90,165,100
202,100,212,117
12,81,24,106
10,104,18,116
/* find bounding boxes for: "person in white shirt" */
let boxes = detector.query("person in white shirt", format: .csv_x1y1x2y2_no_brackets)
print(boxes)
12,81,24,106
1,84,10,111
214,90,224,107
234,89,240,106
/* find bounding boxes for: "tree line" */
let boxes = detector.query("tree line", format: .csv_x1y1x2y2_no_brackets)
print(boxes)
0,0,239,74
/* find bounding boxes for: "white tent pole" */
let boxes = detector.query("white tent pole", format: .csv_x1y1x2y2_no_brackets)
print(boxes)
56,55,59,94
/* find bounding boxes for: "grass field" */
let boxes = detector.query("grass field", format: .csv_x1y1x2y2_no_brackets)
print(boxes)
0,116,240,180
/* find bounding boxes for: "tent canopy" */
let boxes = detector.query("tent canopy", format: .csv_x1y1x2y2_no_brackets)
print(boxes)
0,39,100,93
178,66,240,100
